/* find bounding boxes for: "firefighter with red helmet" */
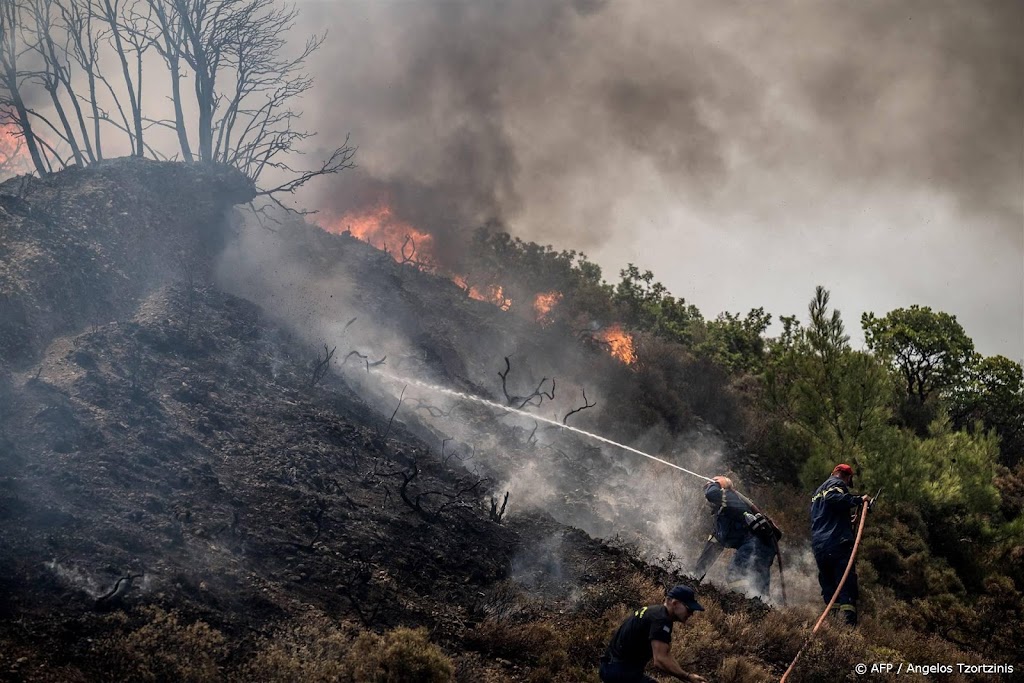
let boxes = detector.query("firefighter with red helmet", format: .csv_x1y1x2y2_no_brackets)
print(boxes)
810,463,871,626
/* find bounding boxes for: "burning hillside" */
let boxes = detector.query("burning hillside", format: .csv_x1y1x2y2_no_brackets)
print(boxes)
0,160,748,681
1,158,1017,683
321,204,517,310
325,201,439,267
533,290,562,324
320,202,637,362
0,0,1019,677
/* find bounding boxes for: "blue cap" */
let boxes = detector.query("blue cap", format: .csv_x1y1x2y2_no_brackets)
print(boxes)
667,585,704,612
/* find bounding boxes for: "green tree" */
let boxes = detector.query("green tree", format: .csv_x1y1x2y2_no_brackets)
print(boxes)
765,287,894,487
613,264,703,345
861,305,975,432
698,307,772,375
465,228,615,323
949,354,1024,466
917,415,1001,514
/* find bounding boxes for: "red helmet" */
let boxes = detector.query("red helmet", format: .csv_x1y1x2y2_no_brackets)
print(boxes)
832,463,853,477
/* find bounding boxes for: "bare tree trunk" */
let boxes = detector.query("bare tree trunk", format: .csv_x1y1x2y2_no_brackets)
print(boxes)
148,0,192,161
133,44,143,152
97,70,135,152
45,86,84,166
174,0,217,162
65,79,95,163
35,0,94,163
87,69,102,160
26,0,84,167
0,0,48,175
60,0,104,161
100,0,143,156
168,53,192,160
195,72,214,161
0,3,47,174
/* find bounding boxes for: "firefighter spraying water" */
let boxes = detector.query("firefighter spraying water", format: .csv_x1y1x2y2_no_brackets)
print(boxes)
371,371,875,681
693,476,784,603
374,370,790,599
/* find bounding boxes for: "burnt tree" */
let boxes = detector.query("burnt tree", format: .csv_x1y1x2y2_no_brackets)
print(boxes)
0,2,49,174
498,356,555,410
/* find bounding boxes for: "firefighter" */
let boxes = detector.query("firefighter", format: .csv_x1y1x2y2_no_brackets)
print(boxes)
810,463,871,626
696,475,776,598
599,585,707,683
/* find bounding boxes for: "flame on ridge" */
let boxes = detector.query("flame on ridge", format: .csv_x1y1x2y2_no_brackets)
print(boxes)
595,325,636,365
318,202,635,365
322,201,437,267
533,291,562,324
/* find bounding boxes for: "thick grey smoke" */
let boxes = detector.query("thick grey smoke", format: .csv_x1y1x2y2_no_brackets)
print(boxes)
214,212,752,595
297,0,1022,358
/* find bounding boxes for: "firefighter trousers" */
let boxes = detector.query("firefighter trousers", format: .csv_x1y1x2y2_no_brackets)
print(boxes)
814,543,858,625
727,534,774,597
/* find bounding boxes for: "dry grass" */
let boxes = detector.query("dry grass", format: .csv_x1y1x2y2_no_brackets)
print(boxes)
97,606,227,682
345,627,454,683
242,618,454,683
238,613,356,682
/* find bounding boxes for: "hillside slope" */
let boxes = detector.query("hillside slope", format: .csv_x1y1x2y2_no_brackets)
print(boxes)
0,161,997,682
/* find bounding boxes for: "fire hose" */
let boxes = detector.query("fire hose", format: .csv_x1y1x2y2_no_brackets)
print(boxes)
778,497,870,683
377,372,795,602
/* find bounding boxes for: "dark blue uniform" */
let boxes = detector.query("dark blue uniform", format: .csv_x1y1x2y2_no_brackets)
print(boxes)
810,475,864,625
703,482,775,597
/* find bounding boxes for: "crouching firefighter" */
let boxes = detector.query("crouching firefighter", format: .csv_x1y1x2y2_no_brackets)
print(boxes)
693,476,780,598
810,463,871,626
599,585,707,683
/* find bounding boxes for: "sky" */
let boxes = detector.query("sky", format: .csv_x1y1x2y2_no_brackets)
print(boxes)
292,0,1023,360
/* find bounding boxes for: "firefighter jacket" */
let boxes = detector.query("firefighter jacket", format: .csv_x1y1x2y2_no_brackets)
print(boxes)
704,481,754,549
810,475,864,553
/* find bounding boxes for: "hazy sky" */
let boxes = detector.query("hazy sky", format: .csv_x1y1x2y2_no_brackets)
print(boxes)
295,0,1023,360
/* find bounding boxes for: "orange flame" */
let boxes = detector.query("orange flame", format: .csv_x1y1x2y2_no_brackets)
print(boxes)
320,201,516,310
320,202,437,268
0,123,30,176
595,325,636,365
533,291,562,324
453,275,511,311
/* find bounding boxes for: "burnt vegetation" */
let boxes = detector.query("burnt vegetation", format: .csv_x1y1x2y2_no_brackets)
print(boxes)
498,355,556,410
0,0,354,210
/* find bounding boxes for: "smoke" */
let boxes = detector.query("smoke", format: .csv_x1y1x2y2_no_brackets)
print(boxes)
297,0,1023,358
215,211,748,594
216,0,1024,602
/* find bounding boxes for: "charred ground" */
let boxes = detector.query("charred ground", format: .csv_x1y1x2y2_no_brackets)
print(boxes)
0,160,760,682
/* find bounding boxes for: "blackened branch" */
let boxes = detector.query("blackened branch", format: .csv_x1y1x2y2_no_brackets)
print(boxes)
490,491,509,523
381,385,406,440
498,356,556,410
563,387,597,425
310,344,336,387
